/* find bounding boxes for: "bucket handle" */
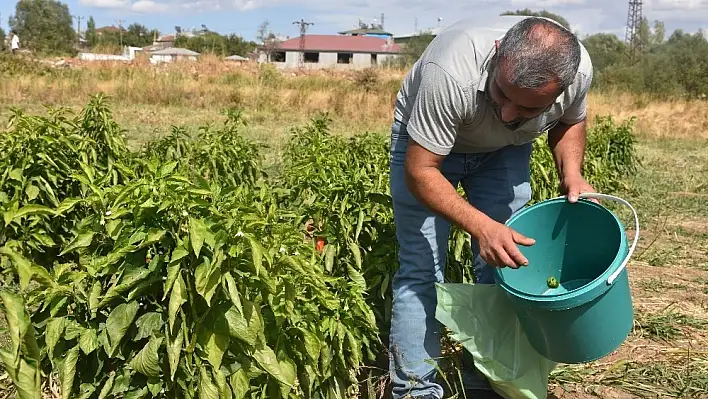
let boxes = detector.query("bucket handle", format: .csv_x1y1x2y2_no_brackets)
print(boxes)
567,193,640,285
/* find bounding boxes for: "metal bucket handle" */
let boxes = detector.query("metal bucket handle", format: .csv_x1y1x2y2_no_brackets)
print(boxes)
573,193,640,285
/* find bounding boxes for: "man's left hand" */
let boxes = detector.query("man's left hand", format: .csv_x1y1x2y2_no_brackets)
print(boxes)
559,173,598,203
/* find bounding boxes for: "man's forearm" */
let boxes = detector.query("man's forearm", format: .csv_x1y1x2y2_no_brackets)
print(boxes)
404,165,493,239
548,119,587,178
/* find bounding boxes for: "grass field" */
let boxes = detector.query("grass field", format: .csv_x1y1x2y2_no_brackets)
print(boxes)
0,56,707,399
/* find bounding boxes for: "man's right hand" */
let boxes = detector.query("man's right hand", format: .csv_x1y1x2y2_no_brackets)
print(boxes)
475,219,536,268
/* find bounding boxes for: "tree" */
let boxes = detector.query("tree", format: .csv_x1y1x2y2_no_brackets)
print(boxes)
257,20,281,62
582,33,627,72
124,23,154,47
86,16,97,47
501,9,571,30
0,28,5,51
9,0,76,55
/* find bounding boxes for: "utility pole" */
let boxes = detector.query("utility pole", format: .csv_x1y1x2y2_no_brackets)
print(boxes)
292,19,313,69
73,15,83,45
117,19,125,47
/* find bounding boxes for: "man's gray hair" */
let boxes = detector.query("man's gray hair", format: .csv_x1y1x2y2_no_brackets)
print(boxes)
497,17,581,92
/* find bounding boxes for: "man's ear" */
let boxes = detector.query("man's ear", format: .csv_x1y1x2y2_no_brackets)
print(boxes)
495,39,500,50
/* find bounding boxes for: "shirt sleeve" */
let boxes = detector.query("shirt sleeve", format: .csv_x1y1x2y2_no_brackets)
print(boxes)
406,62,468,156
559,67,593,125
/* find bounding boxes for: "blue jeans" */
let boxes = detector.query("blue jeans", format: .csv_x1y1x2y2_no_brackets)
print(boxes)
388,120,532,398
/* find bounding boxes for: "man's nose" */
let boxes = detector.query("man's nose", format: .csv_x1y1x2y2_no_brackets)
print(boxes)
500,103,519,122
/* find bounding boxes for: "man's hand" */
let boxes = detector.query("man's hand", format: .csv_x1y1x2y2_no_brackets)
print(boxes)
548,120,598,203
404,139,535,269
559,173,597,203
476,219,536,268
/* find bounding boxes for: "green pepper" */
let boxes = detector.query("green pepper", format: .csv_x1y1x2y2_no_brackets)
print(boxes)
546,276,559,289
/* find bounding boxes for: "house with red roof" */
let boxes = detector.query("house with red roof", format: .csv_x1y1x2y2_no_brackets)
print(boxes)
261,34,401,69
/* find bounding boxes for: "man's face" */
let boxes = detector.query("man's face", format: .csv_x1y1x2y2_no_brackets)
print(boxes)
486,50,560,128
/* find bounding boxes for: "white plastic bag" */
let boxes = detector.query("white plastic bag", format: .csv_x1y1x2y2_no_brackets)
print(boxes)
435,283,557,399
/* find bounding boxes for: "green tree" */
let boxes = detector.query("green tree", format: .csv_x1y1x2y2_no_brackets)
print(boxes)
174,32,256,56
582,33,627,72
501,8,571,30
85,16,97,47
0,28,6,51
124,23,155,47
9,0,76,55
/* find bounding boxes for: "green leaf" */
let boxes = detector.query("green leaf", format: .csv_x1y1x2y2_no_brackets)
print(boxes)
252,344,295,387
60,231,95,256
0,247,34,291
45,318,67,361
79,328,99,355
30,232,55,247
348,241,362,269
130,337,163,377
105,301,139,356
324,244,336,273
25,185,40,201
347,265,367,291
198,308,231,370
134,312,163,341
213,368,233,399
123,388,149,399
12,204,55,221
166,321,183,381
168,274,187,331
224,302,261,347
99,268,151,308
189,217,208,257
199,368,220,399
0,292,41,399
64,320,85,340
224,272,243,314
159,161,179,177
9,168,23,181
88,281,101,318
0,349,41,399
55,198,83,216
195,258,220,304
246,236,264,276
60,345,80,399
354,209,365,242
229,369,250,399
97,373,116,399
301,329,321,363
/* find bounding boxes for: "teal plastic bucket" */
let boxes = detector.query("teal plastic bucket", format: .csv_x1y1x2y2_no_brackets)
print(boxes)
492,193,639,364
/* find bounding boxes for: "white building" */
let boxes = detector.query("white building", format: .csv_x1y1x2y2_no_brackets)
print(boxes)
150,47,199,63
261,34,401,70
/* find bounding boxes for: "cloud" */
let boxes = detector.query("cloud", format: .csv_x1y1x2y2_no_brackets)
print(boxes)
511,0,586,6
79,0,130,8
79,0,169,12
132,0,169,12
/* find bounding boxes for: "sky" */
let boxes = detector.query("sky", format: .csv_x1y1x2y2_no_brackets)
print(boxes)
1,0,707,42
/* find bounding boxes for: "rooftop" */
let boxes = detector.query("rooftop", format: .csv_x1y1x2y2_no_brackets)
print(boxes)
338,27,393,36
151,47,200,56
276,35,400,54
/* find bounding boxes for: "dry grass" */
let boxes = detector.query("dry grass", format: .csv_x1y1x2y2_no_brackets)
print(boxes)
2,56,708,144
588,89,708,139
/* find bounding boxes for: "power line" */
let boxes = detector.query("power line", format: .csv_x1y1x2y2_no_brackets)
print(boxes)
292,19,313,69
